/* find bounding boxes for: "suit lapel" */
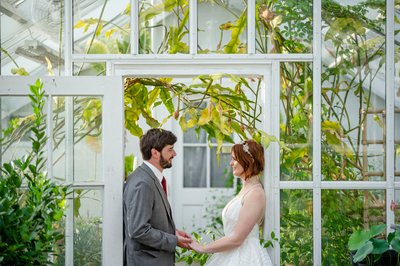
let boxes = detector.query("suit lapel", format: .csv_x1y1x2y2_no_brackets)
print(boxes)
139,164,174,224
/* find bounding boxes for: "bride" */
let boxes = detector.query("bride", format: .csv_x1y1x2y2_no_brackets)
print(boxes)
189,140,273,266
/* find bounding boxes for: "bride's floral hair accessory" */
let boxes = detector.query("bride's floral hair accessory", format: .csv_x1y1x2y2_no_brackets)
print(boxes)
241,141,253,158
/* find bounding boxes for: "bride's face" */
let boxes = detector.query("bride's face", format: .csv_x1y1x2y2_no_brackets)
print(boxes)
230,152,244,178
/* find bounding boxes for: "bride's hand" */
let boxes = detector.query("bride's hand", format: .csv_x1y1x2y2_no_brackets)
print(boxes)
188,241,206,254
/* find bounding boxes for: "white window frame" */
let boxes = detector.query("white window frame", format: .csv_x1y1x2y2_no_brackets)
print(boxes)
61,0,397,264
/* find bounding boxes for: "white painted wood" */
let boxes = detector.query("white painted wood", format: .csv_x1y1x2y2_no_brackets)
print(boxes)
266,61,280,264
386,0,395,233
313,0,322,264
65,96,74,266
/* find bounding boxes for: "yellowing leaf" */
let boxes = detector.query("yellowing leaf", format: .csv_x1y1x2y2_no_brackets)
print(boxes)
179,116,187,132
198,107,211,126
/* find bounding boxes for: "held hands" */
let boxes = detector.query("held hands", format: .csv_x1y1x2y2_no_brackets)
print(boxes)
188,240,206,253
176,229,192,249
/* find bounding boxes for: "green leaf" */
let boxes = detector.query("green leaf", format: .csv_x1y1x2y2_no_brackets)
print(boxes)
224,8,247,54
159,87,174,114
348,230,371,251
352,241,373,263
370,224,386,238
371,238,389,254
391,238,400,252
139,0,178,23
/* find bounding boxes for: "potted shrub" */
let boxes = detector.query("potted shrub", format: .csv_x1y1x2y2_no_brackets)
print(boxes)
348,224,400,266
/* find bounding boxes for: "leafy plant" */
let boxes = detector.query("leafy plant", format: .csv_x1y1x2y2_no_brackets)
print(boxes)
124,75,284,155
0,79,69,265
348,224,400,265
54,217,102,266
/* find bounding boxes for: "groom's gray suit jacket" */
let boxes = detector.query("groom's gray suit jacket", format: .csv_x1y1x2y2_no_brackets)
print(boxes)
123,163,177,266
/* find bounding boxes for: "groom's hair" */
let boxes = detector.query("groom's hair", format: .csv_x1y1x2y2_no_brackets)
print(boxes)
140,128,177,160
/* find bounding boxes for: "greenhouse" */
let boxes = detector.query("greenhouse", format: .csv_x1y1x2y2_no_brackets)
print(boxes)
0,0,399,265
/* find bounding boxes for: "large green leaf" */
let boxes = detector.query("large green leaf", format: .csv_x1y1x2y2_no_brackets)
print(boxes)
371,238,389,254
391,238,400,253
348,230,371,251
370,224,386,238
352,241,373,263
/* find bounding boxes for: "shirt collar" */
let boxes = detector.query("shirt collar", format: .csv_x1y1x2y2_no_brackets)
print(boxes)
144,161,163,183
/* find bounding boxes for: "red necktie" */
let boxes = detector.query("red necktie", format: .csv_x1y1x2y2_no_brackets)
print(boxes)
161,177,167,196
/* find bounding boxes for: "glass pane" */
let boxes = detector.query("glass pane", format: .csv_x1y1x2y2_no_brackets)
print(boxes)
52,96,67,181
198,0,247,54
395,2,400,182
280,62,312,181
0,96,47,163
1,0,64,75
280,189,313,265
210,146,233,188
73,189,103,266
395,189,400,225
321,189,386,265
256,0,312,54
183,127,207,143
73,97,103,182
73,0,130,54
73,62,106,76
183,147,206,187
321,1,386,181
139,0,189,54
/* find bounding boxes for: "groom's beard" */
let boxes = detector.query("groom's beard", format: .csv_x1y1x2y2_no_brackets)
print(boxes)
160,154,173,169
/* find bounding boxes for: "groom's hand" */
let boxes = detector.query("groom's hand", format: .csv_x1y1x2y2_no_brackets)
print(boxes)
176,229,192,249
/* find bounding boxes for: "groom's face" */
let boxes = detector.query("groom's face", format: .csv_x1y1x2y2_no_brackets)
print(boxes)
159,144,176,169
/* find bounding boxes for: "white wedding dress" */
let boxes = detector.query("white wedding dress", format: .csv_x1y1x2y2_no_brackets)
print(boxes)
205,193,273,266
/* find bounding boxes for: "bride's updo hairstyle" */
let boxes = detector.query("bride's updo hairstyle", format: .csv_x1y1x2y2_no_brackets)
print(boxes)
231,139,264,180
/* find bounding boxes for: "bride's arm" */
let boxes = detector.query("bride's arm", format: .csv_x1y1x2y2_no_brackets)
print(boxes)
190,188,265,254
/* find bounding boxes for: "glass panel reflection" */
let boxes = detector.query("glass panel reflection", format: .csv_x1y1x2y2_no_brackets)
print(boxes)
210,146,233,188
73,0,130,54
73,97,103,182
52,96,67,181
395,2,400,182
198,0,247,54
73,62,106,76
1,0,64,75
280,62,312,181
184,147,206,187
256,0,312,54
139,0,189,54
280,189,313,265
321,1,386,181
73,189,103,266
322,189,386,265
1,96,47,163
183,127,207,143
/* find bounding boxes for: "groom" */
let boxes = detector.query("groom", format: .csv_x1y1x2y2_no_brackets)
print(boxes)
123,128,192,266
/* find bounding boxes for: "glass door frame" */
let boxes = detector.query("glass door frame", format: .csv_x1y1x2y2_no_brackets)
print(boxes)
0,76,124,266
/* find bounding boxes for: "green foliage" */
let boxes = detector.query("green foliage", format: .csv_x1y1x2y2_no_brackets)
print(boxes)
348,224,400,265
125,154,135,180
124,75,278,155
0,79,69,265
54,217,102,266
